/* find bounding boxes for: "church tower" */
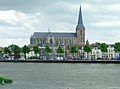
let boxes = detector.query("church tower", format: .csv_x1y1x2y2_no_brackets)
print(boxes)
76,5,85,45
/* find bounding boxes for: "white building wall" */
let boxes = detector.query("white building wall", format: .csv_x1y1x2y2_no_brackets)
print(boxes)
91,49,102,59
26,51,39,59
107,47,115,59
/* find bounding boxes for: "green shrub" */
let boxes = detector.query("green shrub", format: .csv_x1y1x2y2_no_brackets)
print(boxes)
0,76,13,83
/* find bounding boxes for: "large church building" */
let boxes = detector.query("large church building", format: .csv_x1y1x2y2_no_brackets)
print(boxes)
30,6,85,46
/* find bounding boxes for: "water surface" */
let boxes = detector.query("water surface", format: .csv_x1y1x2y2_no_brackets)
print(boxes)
0,63,120,89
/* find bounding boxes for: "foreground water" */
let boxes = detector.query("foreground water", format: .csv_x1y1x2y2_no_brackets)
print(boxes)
0,63,120,89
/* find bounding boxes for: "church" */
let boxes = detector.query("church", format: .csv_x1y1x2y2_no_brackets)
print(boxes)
30,6,85,46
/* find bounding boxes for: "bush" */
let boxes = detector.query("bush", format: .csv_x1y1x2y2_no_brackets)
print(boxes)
0,76,13,83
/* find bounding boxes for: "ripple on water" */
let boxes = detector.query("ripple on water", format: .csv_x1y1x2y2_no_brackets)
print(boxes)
0,63,120,89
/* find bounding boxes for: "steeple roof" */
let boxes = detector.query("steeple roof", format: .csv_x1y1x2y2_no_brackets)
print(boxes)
86,39,89,45
76,5,85,30
78,5,83,25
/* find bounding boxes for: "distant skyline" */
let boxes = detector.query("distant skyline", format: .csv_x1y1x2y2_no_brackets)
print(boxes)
0,0,120,47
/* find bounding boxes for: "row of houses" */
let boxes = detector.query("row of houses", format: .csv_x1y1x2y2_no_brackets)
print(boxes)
23,44,120,60
0,44,120,60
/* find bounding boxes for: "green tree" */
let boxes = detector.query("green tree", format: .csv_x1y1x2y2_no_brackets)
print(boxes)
33,46,40,58
83,45,92,59
69,46,78,59
57,46,64,57
95,42,101,49
4,47,11,54
8,44,21,60
4,47,11,59
22,45,30,59
100,43,108,59
45,45,52,59
114,42,120,52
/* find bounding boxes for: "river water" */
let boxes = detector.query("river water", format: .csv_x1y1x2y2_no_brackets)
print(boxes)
0,63,120,89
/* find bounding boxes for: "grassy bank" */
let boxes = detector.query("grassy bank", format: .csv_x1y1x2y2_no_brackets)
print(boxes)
0,76,13,84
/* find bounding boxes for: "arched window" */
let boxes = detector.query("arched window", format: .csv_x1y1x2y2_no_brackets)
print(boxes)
69,39,71,45
60,39,61,44
64,39,66,44
80,31,82,35
50,39,53,44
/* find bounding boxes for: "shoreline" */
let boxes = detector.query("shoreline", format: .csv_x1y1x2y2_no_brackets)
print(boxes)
0,60,120,63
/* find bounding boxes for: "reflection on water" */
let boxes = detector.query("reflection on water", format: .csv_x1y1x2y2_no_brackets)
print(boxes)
0,63,120,89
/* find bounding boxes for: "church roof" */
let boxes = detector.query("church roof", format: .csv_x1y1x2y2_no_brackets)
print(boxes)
31,32,77,38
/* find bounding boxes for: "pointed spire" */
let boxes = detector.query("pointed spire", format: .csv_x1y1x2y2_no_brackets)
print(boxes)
76,5,85,30
78,5,83,25
86,39,89,45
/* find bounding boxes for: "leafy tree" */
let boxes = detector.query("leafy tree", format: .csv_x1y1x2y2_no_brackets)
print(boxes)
4,47,11,59
114,42,120,52
33,46,40,58
69,46,78,59
22,45,30,59
100,43,108,59
45,45,52,59
100,43,108,52
57,46,64,57
4,47,11,54
83,45,92,59
95,42,101,49
8,44,21,60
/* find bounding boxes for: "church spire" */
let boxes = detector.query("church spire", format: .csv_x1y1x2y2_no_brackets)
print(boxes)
76,5,85,30
78,5,83,25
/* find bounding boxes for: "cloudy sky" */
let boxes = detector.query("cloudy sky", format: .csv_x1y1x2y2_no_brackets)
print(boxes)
0,0,120,47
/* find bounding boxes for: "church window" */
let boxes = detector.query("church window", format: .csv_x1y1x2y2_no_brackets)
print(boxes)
80,31,82,35
67,38,68,44
69,39,71,45
40,38,42,44
50,39,53,44
56,39,58,45
64,39,66,44
42,38,44,44
37,38,39,44
35,39,37,44
60,39,62,44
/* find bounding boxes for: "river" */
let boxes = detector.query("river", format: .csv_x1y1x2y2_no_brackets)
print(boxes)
0,63,120,89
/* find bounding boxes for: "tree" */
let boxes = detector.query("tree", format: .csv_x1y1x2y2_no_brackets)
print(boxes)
33,46,40,58
4,47,11,54
22,45,30,59
100,43,108,59
95,42,101,49
69,46,78,59
57,46,64,57
4,47,11,59
114,42,120,52
45,45,52,59
83,45,92,59
8,44,21,60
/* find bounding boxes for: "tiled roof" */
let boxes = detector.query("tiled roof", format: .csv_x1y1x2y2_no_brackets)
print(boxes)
31,32,77,38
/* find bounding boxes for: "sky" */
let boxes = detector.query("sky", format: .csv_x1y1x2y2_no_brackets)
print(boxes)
0,0,120,47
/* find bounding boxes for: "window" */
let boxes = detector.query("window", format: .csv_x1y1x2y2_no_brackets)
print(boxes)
64,39,66,44
80,31,82,35
50,39,53,44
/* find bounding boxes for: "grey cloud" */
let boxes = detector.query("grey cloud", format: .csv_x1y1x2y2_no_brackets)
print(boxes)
0,0,120,46
84,0,120,5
